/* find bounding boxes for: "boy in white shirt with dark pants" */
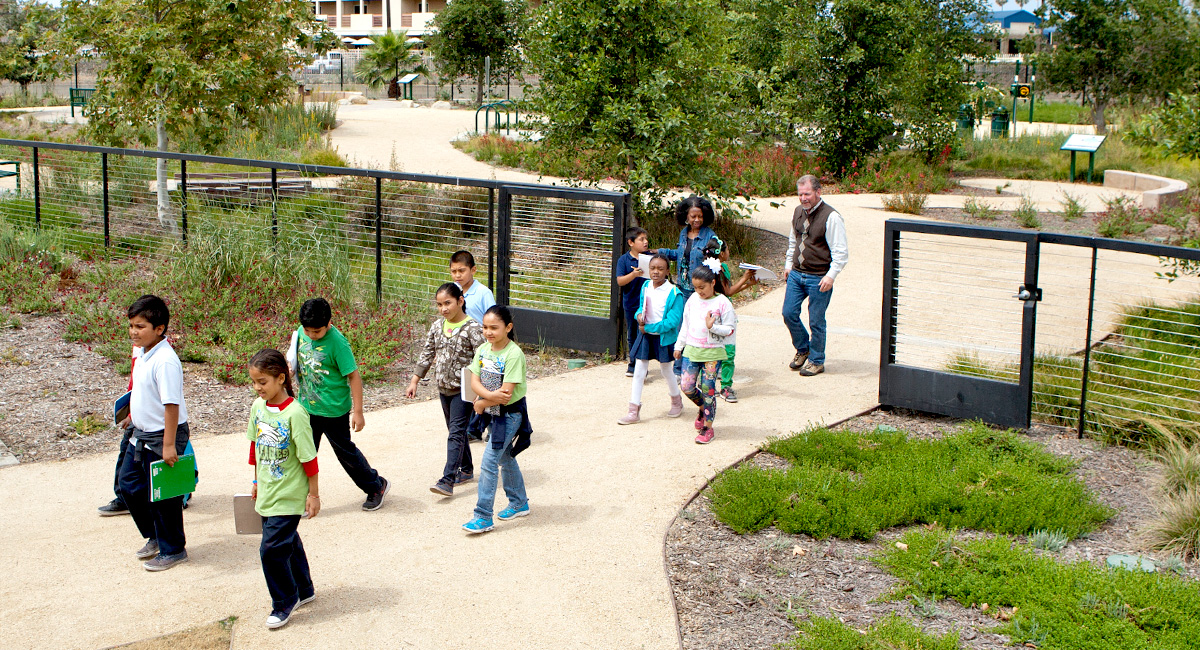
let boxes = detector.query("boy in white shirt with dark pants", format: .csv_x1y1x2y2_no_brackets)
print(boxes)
118,294,191,571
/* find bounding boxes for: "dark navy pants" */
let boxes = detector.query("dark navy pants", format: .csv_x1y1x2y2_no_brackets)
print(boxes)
261,515,314,612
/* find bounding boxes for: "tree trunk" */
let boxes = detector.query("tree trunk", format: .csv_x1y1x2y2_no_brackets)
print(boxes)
1091,96,1108,135
155,115,175,231
475,69,484,107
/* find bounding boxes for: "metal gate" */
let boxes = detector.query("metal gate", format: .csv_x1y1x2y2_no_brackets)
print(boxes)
880,219,1041,428
880,217,1200,440
497,185,628,353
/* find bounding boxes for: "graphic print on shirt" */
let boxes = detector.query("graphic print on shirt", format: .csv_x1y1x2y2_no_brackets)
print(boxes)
256,418,292,480
478,353,506,415
297,338,330,406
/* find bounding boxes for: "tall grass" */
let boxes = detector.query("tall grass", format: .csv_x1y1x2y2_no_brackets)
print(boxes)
1031,101,1091,125
946,300,1200,447
957,133,1200,187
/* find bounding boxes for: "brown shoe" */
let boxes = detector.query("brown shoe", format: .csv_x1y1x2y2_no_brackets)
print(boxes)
789,351,809,370
797,360,824,376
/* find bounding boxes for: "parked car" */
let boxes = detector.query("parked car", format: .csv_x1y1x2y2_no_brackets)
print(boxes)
305,52,344,74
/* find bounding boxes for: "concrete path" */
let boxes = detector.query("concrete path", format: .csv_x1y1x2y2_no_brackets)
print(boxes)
0,101,1168,649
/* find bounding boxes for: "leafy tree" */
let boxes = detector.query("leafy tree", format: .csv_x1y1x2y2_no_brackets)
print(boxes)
0,1,63,94
426,0,524,106
1038,0,1196,133
778,0,990,175
525,0,737,213
58,0,335,226
1127,93,1200,159
355,30,428,99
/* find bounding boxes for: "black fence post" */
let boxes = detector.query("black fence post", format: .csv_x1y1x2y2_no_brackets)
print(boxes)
180,159,188,245
496,188,511,305
32,147,39,228
487,187,495,290
610,195,628,354
375,176,382,304
102,153,109,248
270,167,279,245
1078,246,1098,439
1018,239,1041,430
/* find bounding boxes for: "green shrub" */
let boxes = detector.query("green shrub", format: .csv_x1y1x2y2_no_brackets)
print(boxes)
1127,93,1200,160
1014,196,1041,228
1097,195,1147,239
709,423,1113,539
882,191,927,215
1144,487,1200,560
962,196,997,220
783,614,959,650
878,530,1200,650
1059,191,1087,221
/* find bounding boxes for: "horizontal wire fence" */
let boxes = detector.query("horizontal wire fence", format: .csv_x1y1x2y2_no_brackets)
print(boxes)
0,140,624,349
886,220,1200,443
891,232,1027,377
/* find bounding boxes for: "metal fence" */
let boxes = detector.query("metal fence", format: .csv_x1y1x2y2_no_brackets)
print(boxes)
0,139,627,353
292,50,531,102
879,218,1200,443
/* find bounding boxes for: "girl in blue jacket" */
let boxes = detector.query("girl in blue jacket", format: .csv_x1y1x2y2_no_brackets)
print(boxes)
618,253,685,425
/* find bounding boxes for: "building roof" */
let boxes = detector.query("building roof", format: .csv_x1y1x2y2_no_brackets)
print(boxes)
985,10,1041,28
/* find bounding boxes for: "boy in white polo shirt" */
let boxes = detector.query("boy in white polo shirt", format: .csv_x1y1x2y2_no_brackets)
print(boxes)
117,295,191,571
450,250,496,324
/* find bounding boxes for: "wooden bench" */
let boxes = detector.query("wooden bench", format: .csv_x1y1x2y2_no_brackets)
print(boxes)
69,88,94,118
173,172,313,198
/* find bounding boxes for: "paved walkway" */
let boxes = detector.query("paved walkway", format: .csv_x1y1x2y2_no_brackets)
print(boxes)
0,101,1159,649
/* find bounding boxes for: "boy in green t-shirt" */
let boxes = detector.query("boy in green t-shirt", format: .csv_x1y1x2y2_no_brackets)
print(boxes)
295,298,390,511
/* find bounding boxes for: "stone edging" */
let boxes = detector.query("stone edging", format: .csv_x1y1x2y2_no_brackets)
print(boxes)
1104,170,1189,211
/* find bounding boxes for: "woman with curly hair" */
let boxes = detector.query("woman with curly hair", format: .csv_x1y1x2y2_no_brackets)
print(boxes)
658,195,719,300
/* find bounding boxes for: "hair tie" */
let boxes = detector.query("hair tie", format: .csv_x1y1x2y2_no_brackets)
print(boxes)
703,258,722,274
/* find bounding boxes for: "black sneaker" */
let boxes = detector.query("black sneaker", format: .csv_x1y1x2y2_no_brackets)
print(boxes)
266,606,293,629
98,498,130,517
467,432,483,443
363,477,390,511
430,481,453,497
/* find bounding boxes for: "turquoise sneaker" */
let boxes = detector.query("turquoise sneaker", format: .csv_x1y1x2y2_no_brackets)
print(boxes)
496,504,530,521
462,517,494,534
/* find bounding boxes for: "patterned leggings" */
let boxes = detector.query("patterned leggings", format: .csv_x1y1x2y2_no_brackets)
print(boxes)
680,358,722,430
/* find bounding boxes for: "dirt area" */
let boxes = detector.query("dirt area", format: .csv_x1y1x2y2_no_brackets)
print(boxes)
0,311,608,464
666,408,1191,650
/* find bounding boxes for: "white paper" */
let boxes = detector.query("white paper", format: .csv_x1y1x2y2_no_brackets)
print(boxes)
460,367,479,402
738,263,778,282
637,253,653,277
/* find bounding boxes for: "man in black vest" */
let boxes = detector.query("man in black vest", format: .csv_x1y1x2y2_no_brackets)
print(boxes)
781,174,848,376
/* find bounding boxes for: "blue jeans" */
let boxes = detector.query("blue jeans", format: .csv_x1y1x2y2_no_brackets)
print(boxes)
782,270,833,366
473,411,528,521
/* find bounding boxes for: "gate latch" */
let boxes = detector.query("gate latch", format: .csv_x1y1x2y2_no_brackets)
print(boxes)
1014,284,1043,302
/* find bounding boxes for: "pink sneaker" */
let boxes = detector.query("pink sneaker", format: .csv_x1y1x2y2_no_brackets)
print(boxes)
667,395,683,418
694,409,705,430
695,428,715,444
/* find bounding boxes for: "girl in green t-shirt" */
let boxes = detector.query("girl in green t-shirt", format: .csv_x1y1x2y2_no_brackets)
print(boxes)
462,306,530,534
247,349,320,630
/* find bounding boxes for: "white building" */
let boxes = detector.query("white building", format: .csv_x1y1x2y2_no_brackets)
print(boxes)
313,0,447,40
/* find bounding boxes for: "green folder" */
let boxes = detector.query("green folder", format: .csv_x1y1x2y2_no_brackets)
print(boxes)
150,454,197,502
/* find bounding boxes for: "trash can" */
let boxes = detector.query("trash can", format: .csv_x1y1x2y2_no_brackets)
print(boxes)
990,107,1009,139
956,104,975,135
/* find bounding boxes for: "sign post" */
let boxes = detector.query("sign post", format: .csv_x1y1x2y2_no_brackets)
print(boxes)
1060,134,1106,183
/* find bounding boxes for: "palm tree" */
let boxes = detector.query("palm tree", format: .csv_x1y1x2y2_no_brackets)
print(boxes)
354,30,427,99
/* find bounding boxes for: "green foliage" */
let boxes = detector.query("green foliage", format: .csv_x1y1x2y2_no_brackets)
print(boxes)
1038,0,1198,133
59,0,336,151
882,191,927,215
0,1,64,92
354,31,428,99
956,132,1200,187
525,0,738,212
1032,101,1092,125
427,0,524,105
1096,195,1148,239
962,197,998,220
1059,191,1087,221
784,0,991,175
878,529,1200,650
1014,196,1041,228
709,424,1113,539
782,615,959,650
1128,93,1200,159
951,301,1200,447
1029,528,1069,552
